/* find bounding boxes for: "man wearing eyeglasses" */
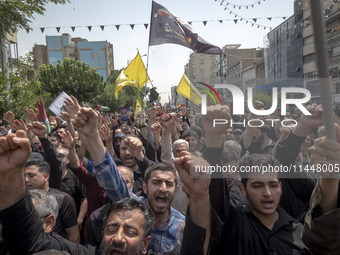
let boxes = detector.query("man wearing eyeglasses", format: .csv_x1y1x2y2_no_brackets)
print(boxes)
56,147,87,231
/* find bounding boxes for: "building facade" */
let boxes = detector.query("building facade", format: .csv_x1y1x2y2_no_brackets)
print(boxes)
302,0,340,102
265,0,303,81
33,33,114,81
184,52,218,86
216,45,263,102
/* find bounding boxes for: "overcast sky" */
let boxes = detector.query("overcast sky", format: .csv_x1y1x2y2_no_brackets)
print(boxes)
17,0,294,103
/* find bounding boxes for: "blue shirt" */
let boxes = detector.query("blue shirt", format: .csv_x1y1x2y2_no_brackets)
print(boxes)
93,150,185,253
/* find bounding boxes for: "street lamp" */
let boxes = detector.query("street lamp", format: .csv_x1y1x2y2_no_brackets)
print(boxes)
127,53,147,65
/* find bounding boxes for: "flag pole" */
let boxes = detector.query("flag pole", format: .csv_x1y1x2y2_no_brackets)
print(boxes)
309,0,336,140
144,0,154,106
144,45,151,95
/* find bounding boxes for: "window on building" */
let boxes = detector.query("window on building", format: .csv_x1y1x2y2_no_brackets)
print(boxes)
333,45,340,57
336,81,340,94
303,53,316,64
303,35,314,45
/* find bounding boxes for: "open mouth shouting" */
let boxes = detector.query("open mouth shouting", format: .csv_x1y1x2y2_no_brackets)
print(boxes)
155,194,168,208
261,199,274,209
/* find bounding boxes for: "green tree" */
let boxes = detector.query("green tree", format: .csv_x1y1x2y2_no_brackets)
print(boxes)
39,59,105,105
0,0,69,74
0,54,45,119
0,0,69,36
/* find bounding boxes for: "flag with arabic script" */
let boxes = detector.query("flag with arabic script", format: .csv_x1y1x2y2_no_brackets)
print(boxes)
149,1,222,54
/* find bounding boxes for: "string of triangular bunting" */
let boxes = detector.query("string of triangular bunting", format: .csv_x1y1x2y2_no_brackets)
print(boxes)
215,0,287,30
26,16,288,33
216,0,266,9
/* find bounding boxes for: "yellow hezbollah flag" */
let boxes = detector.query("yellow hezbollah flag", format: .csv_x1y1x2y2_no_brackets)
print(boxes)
115,70,137,99
115,52,150,99
176,74,201,106
124,52,150,88
135,100,142,119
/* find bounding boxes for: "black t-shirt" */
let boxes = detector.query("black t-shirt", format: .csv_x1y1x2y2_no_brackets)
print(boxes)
60,168,86,214
241,137,275,156
49,188,78,239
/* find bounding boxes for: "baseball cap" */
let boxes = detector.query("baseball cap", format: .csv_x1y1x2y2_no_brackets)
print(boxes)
114,132,126,140
233,129,243,134
26,152,44,163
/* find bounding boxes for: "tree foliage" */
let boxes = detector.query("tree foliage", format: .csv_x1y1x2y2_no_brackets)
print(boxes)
0,0,69,36
38,59,105,105
0,54,45,119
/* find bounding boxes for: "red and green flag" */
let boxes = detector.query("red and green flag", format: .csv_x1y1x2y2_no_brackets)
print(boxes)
97,105,110,112
37,99,51,134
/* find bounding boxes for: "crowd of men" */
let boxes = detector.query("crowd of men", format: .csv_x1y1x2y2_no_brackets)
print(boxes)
0,96,339,255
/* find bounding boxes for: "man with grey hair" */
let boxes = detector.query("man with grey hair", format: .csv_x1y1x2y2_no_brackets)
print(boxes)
172,139,189,158
117,165,135,191
1,189,59,254
0,129,212,255
30,189,59,234
33,250,71,255
24,160,80,243
223,140,242,159
221,148,247,206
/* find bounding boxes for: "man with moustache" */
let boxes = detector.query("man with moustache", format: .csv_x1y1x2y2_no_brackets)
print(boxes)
119,135,154,194
241,101,275,156
72,107,186,253
242,124,275,156
0,130,212,255
85,165,136,248
88,135,185,252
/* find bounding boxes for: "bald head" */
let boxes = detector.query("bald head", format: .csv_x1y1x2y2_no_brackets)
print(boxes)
117,166,134,189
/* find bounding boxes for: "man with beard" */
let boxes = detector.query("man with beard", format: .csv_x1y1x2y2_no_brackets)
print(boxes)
241,101,275,156
89,135,185,252
85,165,135,248
0,130,212,255
242,124,275,156
119,136,154,194
72,107,186,253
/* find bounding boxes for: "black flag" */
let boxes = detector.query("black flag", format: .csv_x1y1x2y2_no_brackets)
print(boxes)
149,1,222,54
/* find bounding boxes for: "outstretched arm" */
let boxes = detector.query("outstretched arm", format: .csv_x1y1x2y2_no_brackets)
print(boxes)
73,107,131,201
241,101,263,150
302,124,340,253
309,123,340,213
0,132,95,253
174,151,211,255
0,130,31,210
